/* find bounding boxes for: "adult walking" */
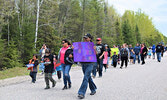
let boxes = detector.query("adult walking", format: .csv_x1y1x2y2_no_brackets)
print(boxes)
58,39,73,90
39,44,47,60
133,43,141,64
43,49,56,89
94,38,105,77
78,33,97,99
156,43,163,62
140,44,148,65
120,44,129,69
152,45,156,59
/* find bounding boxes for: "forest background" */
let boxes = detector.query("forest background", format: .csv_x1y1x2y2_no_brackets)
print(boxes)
0,0,166,70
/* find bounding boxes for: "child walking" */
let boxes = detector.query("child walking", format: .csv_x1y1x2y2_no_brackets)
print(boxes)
112,52,118,68
28,54,39,83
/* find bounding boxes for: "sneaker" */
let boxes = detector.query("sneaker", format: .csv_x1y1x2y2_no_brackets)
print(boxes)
78,94,85,99
90,91,96,95
120,66,122,69
44,86,50,89
52,81,56,87
62,86,67,90
92,75,95,78
68,83,71,89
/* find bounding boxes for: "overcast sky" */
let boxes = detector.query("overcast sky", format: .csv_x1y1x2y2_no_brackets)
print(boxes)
107,0,167,36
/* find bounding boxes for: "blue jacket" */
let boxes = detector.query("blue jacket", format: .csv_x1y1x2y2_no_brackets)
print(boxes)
152,45,156,53
133,46,141,55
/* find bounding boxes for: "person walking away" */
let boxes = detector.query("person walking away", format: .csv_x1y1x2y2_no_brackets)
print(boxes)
133,43,141,64
58,39,73,90
43,49,56,89
120,44,129,69
156,43,163,62
148,47,152,59
103,45,108,72
140,44,148,65
112,52,118,68
152,45,156,59
28,54,39,83
94,38,105,77
78,33,97,99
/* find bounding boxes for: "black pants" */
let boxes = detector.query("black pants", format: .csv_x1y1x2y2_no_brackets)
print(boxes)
161,51,164,57
121,57,128,67
57,71,61,79
141,54,145,64
103,64,107,70
113,62,117,67
30,72,37,83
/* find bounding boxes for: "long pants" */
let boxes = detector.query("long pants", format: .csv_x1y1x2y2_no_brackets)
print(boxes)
113,62,117,67
30,72,37,82
141,55,145,64
156,52,161,61
57,71,61,79
45,73,56,87
92,59,103,77
78,63,97,96
61,64,72,86
133,54,140,64
152,52,155,59
121,57,128,67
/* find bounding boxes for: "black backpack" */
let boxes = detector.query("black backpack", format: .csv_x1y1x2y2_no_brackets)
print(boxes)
121,48,128,57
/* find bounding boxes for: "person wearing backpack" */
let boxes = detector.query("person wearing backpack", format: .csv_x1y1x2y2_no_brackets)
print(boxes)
120,44,129,69
156,43,163,62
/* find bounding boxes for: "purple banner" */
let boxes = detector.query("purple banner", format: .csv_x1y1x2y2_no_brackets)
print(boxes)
73,42,97,62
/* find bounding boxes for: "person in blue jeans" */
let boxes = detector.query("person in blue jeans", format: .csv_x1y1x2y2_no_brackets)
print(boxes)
58,39,74,90
78,33,97,99
94,38,105,77
152,45,156,59
156,43,163,62
133,43,141,64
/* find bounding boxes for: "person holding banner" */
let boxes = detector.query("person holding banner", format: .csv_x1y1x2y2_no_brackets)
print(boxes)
28,54,39,83
77,33,97,99
58,39,73,90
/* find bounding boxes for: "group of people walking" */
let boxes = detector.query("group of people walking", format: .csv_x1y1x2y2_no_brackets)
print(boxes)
27,33,166,99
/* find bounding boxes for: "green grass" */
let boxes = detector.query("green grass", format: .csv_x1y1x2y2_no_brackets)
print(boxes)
0,67,29,80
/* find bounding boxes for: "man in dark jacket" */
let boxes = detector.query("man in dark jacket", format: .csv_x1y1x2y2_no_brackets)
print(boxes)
156,43,163,62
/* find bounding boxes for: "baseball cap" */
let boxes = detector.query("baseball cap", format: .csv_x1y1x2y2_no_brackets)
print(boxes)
83,33,92,39
96,38,102,41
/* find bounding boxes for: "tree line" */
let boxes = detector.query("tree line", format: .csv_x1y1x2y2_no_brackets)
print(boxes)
0,0,166,70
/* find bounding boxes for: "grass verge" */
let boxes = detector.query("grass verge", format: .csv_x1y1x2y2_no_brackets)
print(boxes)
0,67,29,80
